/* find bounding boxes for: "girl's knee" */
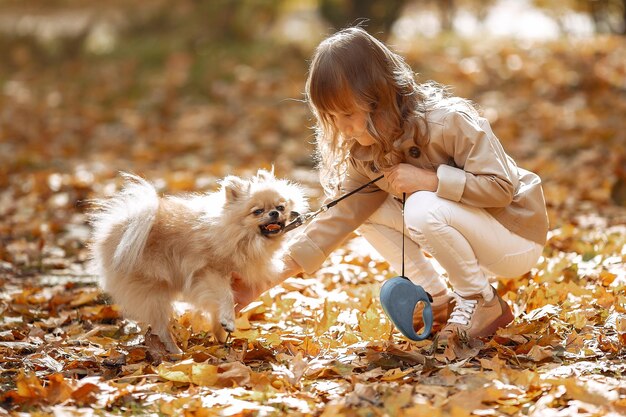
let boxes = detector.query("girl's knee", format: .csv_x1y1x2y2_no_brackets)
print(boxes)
404,191,448,232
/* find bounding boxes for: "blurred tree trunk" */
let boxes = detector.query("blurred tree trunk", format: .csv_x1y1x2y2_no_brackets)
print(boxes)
438,0,455,32
590,0,610,32
617,0,625,34
580,0,625,35
318,0,406,37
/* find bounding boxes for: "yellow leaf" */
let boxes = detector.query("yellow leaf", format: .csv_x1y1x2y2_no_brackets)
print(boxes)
70,290,100,307
613,398,626,410
320,404,347,417
547,378,611,406
564,310,590,330
158,360,251,388
449,405,472,417
191,363,219,386
235,314,251,330
315,299,338,336
179,311,212,333
232,328,260,341
341,331,360,345
600,270,617,286
358,303,391,341
157,360,194,383
265,332,281,347
300,336,321,356
239,300,266,315
381,367,414,381
403,403,442,417
160,401,175,416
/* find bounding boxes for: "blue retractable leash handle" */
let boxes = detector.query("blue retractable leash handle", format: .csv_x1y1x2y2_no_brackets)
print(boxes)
284,179,433,340
379,193,434,341
380,275,433,340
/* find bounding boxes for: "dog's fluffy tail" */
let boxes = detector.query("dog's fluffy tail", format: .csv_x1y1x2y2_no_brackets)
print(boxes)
90,173,159,276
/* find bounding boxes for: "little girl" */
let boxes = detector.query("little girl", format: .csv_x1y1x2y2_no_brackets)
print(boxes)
235,27,548,341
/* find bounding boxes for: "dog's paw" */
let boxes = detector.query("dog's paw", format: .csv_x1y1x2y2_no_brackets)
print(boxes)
220,318,235,333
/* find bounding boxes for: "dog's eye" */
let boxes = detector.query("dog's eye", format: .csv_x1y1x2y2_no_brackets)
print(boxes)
276,205,285,212
252,209,264,216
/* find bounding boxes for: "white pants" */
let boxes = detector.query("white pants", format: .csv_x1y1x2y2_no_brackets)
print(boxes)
358,192,543,297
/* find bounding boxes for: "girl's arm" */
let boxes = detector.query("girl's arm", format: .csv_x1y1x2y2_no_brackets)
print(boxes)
286,159,388,274
384,163,439,194
436,110,518,207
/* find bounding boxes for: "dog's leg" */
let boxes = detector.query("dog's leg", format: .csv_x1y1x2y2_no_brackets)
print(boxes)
208,304,230,343
150,315,182,354
140,296,181,354
186,269,235,343
110,279,181,354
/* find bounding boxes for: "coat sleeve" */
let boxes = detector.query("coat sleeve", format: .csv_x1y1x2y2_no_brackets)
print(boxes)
287,159,387,274
436,110,519,208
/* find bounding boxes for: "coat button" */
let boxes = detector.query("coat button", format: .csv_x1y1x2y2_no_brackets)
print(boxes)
408,146,421,158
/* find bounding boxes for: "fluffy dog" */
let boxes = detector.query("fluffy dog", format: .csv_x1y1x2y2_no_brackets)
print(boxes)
89,170,307,353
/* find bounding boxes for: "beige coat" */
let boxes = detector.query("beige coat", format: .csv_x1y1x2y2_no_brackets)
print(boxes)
288,107,549,274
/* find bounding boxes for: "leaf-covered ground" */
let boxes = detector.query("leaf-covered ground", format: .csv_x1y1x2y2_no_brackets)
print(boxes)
1,21,625,417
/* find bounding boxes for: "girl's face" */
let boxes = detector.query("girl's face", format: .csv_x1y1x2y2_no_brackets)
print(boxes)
327,108,376,147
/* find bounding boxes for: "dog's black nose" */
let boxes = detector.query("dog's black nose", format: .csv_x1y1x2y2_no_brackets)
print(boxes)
268,210,279,218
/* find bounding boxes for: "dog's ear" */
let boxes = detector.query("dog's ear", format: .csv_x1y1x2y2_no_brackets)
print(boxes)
284,183,309,215
222,175,249,202
256,167,275,182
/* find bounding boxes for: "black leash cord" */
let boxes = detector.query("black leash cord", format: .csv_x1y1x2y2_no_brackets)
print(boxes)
284,174,384,232
401,192,406,278
325,174,384,209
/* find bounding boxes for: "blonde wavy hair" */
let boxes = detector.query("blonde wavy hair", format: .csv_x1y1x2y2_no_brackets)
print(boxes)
306,26,475,195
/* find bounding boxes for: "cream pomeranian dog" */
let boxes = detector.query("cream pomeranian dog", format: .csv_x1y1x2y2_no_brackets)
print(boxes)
89,170,307,353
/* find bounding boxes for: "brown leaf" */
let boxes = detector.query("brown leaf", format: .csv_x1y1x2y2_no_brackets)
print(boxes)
15,371,46,401
70,383,101,406
45,374,73,404
384,344,426,365
526,345,554,362
216,361,251,387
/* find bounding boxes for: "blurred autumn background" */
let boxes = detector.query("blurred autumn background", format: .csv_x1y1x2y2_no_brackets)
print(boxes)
1,0,625,416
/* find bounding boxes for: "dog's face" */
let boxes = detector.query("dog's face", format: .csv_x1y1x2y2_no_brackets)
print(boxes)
246,187,295,237
221,169,307,239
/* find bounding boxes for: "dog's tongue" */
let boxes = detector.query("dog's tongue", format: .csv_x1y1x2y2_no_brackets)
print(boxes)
264,223,281,232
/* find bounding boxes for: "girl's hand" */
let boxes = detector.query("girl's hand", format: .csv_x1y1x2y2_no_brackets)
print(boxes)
280,255,304,281
232,255,303,312
232,272,263,313
384,163,438,195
